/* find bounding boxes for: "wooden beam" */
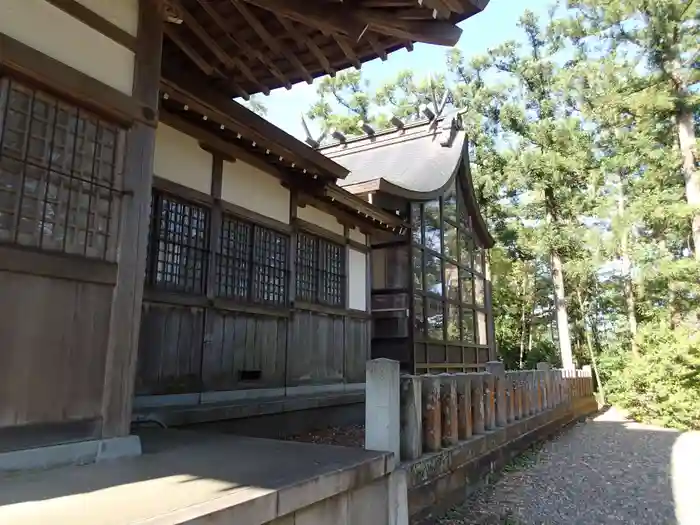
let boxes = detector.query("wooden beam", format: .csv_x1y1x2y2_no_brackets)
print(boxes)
159,109,292,184
229,0,294,89
363,12,462,46
276,15,336,76
459,0,490,16
242,0,367,41
417,0,451,18
334,36,361,70
367,35,388,61
160,72,350,178
101,0,164,439
242,0,462,46
164,24,216,76
0,34,147,126
170,0,236,68
194,0,270,95
44,0,137,50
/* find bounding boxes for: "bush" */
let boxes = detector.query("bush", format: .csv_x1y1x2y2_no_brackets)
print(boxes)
602,321,700,431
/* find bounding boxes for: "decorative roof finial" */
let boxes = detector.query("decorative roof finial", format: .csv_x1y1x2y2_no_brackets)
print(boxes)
359,121,375,136
301,114,324,148
331,128,346,143
390,116,405,129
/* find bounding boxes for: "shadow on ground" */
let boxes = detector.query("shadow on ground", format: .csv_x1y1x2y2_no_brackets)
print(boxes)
436,407,698,525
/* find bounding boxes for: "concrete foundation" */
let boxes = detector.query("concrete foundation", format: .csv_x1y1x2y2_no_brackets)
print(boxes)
0,435,141,472
0,429,396,525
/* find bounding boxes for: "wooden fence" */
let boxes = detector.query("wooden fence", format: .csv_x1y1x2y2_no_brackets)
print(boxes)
365,359,594,462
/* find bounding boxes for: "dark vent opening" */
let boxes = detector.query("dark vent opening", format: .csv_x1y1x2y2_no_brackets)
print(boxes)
239,370,262,381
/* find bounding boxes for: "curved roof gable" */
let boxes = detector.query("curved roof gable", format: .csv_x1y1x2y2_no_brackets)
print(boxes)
320,112,495,248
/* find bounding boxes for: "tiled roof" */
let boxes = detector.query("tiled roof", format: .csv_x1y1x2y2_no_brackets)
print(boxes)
319,110,466,199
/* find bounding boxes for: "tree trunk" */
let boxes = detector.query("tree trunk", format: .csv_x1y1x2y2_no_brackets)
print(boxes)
676,104,700,259
617,185,639,357
551,251,574,369
576,289,604,402
519,300,527,369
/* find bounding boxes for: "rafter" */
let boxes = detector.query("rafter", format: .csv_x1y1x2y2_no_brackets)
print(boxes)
242,0,367,41
334,36,361,70
164,24,216,77
417,0,451,18
169,0,235,68
276,15,336,76
240,0,462,46
230,0,314,88
194,0,270,94
367,35,388,61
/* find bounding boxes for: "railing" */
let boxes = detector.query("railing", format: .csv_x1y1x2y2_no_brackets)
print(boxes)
365,360,594,462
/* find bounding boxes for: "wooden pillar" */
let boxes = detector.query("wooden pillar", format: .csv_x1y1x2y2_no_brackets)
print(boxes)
400,375,423,460
422,376,442,452
486,362,507,427
471,373,485,434
456,374,472,440
101,0,164,438
440,375,458,448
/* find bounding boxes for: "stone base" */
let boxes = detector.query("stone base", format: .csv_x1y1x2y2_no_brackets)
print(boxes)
0,435,142,472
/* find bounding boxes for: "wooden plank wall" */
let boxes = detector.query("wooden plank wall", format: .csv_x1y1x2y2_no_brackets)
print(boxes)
135,307,370,395
201,311,287,392
0,272,112,430
287,310,370,387
135,303,204,396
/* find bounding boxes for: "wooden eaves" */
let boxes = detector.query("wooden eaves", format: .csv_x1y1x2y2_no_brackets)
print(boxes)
160,0,491,99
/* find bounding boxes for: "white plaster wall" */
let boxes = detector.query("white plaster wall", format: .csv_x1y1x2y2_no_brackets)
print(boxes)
297,205,344,236
0,0,135,95
74,0,139,35
349,228,367,245
154,124,212,195
348,248,367,311
222,160,290,224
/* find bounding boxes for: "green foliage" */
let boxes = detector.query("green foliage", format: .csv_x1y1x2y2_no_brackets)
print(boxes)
602,320,700,430
303,0,700,429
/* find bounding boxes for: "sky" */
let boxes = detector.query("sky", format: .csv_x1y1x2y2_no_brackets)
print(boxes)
252,0,553,141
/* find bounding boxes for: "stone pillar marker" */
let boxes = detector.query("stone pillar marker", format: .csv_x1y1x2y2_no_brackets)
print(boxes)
486,361,507,427
400,375,422,461
422,376,442,452
365,359,400,460
440,375,458,447
456,374,473,440
471,374,485,435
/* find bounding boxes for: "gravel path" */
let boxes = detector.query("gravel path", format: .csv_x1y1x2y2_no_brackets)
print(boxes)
436,407,695,525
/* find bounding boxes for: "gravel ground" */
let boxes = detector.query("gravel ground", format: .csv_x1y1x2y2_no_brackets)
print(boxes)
435,407,690,525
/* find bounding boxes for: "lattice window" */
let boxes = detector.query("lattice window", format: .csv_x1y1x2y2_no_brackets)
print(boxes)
217,214,289,305
0,77,124,260
218,215,252,300
295,231,318,303
147,192,209,294
319,238,344,307
295,231,345,307
252,226,288,305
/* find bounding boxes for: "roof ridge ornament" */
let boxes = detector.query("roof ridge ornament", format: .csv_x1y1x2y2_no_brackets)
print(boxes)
301,114,327,149
438,110,463,147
